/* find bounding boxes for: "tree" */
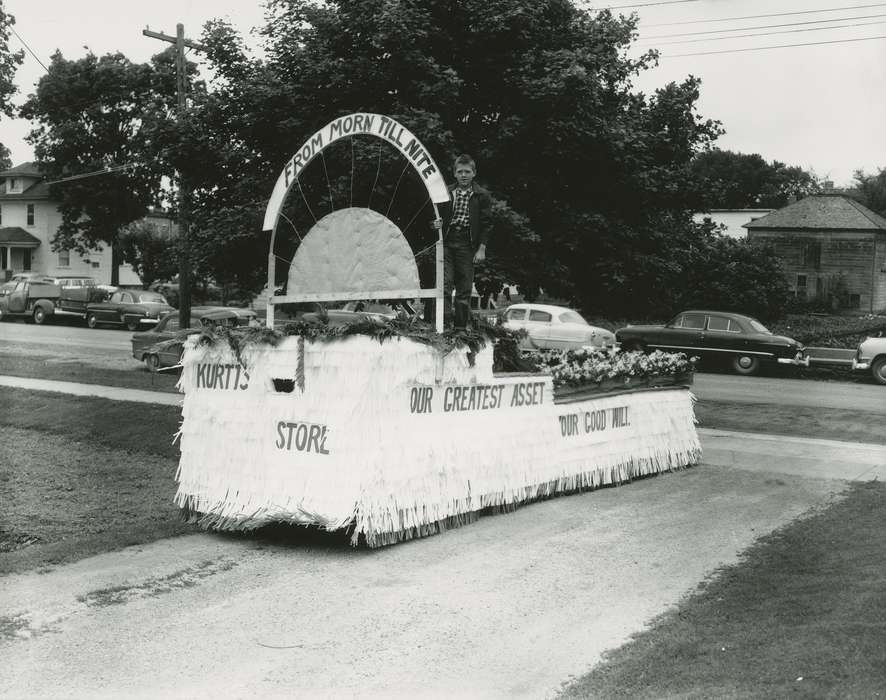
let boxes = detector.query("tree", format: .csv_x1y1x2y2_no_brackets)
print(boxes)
0,1,24,119
19,49,184,285
117,219,179,289
0,142,10,171
689,149,820,209
851,167,886,217
170,0,733,317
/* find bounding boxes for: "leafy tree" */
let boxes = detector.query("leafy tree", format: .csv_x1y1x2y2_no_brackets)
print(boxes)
117,219,179,289
175,0,731,318
689,149,820,209
0,142,10,171
19,49,185,285
851,167,886,217
0,1,24,119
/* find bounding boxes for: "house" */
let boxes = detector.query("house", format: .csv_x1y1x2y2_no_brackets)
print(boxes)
692,208,773,239
744,194,886,313
0,162,163,285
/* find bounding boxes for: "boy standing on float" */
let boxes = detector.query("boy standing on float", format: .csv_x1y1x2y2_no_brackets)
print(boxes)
432,154,492,329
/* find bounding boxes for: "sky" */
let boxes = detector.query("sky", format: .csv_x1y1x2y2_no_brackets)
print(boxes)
2,0,885,186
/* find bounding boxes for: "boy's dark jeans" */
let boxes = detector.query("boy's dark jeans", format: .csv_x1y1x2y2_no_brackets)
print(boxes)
444,236,474,329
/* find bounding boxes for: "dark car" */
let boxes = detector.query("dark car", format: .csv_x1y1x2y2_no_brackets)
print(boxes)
297,300,418,326
87,290,175,331
131,306,258,370
615,310,809,376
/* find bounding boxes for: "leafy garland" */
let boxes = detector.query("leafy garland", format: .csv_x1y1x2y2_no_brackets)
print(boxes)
194,315,532,372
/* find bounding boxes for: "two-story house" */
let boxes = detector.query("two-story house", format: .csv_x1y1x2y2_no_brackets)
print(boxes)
0,162,146,285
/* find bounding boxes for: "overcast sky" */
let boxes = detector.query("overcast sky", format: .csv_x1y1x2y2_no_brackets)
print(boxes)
2,0,885,186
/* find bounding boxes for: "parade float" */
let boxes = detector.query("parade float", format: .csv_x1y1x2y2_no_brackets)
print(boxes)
173,114,701,547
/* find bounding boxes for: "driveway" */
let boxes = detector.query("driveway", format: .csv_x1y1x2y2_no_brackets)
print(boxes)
0,461,854,699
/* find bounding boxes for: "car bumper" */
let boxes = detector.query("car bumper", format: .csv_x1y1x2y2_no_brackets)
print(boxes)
777,353,810,367
852,358,871,371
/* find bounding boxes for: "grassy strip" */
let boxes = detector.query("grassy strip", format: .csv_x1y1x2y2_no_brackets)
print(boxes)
558,480,886,699
694,400,886,446
0,353,180,393
0,425,190,575
0,390,188,573
0,387,182,458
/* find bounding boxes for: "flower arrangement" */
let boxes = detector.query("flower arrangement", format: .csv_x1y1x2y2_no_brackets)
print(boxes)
535,347,697,389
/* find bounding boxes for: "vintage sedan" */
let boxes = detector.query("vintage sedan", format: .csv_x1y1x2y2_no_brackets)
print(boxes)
131,306,258,370
615,310,809,376
87,290,174,331
501,303,616,351
852,334,886,385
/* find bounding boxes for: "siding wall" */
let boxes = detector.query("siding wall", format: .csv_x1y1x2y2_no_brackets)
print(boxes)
748,228,886,312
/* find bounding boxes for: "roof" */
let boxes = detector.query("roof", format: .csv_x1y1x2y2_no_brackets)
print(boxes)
0,227,41,246
744,194,886,232
0,161,42,178
0,181,52,200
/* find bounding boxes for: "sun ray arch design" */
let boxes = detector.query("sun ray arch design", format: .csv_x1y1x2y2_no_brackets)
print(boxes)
264,114,450,331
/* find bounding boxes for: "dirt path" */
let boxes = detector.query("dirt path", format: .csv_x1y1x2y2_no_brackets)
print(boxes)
1,464,845,699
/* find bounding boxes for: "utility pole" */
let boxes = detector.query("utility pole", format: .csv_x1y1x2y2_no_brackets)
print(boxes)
143,24,206,329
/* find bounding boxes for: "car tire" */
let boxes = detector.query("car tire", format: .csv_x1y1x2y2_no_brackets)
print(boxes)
125,317,140,332
732,354,760,376
32,307,47,325
871,357,886,386
87,312,98,329
144,354,161,372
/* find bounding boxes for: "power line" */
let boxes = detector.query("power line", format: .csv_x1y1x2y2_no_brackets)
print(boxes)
9,26,48,72
643,2,886,27
647,18,886,46
43,164,138,185
591,0,700,9
663,33,886,57
640,12,886,39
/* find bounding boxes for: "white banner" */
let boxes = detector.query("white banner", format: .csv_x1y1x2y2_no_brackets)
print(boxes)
263,113,450,231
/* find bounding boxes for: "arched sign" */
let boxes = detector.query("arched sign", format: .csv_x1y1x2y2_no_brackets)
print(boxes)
262,113,450,232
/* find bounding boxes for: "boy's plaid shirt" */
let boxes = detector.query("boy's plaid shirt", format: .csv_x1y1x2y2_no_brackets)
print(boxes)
450,187,472,229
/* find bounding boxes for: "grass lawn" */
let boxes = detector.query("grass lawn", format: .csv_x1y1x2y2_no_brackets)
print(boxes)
558,480,886,699
0,388,187,574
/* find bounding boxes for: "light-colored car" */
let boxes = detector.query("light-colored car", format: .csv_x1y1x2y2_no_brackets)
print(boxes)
853,334,886,385
501,303,616,351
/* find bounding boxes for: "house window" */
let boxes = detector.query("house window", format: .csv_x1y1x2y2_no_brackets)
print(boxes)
23,249,32,271
9,178,18,192
26,204,35,226
0,204,3,225
58,250,70,267
802,241,821,270
848,294,861,309
91,261,100,268
796,274,807,298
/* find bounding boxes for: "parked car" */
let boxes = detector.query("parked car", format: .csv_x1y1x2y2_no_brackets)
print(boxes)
54,275,98,288
615,310,809,376
500,303,616,351
87,290,174,331
8,272,57,285
297,300,418,326
852,334,886,385
131,306,259,370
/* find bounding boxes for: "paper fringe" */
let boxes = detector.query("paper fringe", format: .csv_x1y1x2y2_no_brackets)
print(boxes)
172,335,701,547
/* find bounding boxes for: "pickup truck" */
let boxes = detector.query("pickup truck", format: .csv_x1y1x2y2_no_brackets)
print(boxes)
0,280,106,324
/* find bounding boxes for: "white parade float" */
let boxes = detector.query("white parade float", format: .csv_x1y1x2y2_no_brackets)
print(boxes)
173,113,702,547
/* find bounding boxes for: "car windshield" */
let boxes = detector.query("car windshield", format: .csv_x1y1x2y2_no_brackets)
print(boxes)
136,292,168,304
558,311,587,325
748,319,770,334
